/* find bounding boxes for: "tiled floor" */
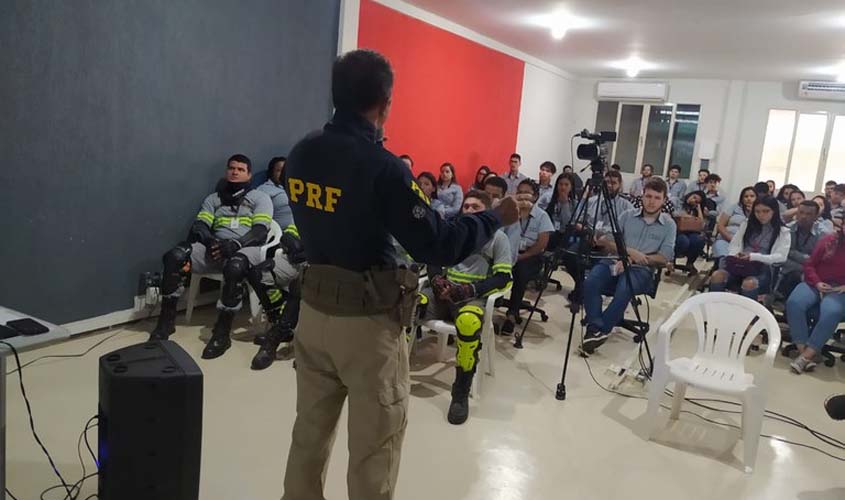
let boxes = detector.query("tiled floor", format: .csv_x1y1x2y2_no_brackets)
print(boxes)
6,271,845,499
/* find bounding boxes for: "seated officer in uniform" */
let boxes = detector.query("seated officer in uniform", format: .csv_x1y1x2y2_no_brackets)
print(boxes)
247,225,306,369
418,190,512,425
581,178,676,354
149,154,274,360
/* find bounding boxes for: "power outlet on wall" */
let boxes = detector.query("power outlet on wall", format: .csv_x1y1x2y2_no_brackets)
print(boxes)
135,272,162,311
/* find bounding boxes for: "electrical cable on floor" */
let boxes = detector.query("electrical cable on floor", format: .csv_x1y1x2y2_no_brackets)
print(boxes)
0,340,74,498
40,417,99,500
584,358,845,462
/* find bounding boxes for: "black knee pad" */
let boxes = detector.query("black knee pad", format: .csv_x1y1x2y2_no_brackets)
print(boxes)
160,242,192,295
220,254,250,308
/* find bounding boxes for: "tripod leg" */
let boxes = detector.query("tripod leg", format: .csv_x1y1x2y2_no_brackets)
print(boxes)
514,258,558,349
556,310,579,400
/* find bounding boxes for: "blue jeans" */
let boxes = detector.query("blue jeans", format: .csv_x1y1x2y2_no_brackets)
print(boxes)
583,261,654,334
675,232,706,267
786,282,845,351
712,238,731,258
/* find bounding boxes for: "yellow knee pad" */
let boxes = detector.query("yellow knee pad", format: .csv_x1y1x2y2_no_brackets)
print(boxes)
454,305,484,372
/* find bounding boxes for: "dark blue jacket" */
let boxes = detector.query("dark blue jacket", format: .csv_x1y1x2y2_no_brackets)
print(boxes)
285,110,502,272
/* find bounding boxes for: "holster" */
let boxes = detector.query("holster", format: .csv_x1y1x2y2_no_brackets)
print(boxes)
300,264,420,327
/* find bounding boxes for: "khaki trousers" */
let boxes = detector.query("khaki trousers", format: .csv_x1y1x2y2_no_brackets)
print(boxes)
281,301,410,500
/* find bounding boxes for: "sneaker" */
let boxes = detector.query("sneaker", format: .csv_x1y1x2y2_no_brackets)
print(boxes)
790,355,817,374
581,327,609,355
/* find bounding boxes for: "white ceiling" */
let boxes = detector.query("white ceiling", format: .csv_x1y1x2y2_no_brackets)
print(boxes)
403,0,845,81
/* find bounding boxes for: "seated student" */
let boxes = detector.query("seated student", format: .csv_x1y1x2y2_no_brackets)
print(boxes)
704,174,725,213
781,189,806,224
812,195,835,234
437,162,463,218
775,183,797,213
665,164,687,204
471,165,491,190
754,181,772,199
824,180,837,201
709,196,790,302
417,190,512,424
562,164,584,195
580,178,676,354
416,171,444,214
501,179,555,334
766,180,777,196
776,200,830,299
149,154,273,360
692,168,710,192
629,163,654,198
786,222,845,374
545,172,579,249
713,186,757,259
483,175,521,263
830,184,845,228
578,170,634,231
399,154,414,170
673,191,709,275
503,153,527,194
536,161,557,210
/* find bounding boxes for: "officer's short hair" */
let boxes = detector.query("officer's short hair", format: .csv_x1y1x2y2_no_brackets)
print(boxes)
483,176,508,195
399,154,413,166
540,161,557,174
332,50,394,114
465,190,492,209
228,154,252,172
510,153,521,163
800,200,820,214
705,173,722,184
826,180,838,188
668,164,681,174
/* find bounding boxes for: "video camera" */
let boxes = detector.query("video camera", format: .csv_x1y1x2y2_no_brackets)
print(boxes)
574,129,616,165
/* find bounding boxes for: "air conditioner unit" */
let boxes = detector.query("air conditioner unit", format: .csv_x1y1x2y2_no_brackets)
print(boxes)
798,81,845,102
596,81,668,102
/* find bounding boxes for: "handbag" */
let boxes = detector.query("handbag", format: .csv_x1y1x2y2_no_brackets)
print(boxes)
675,215,705,233
724,255,764,278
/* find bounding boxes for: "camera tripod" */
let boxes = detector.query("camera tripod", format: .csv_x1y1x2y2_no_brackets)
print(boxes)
511,154,652,401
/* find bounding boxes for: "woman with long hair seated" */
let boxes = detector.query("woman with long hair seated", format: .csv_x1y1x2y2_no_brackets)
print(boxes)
785,221,845,373
673,190,709,275
416,171,445,215
437,162,463,218
471,165,491,190
713,186,757,259
709,196,790,301
545,172,579,250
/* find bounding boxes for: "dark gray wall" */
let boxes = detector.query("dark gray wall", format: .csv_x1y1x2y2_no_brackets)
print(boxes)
0,0,339,324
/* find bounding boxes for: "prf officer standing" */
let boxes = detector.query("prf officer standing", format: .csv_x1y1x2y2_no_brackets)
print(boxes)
281,50,520,500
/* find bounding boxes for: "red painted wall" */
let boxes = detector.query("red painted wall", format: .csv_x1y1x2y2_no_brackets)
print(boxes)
358,0,525,190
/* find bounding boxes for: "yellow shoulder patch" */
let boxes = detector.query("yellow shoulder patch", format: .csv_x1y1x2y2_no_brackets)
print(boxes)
410,180,430,206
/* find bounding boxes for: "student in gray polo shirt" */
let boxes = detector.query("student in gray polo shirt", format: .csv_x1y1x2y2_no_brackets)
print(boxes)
577,169,633,231
536,161,557,210
503,153,528,194
581,177,676,354
502,179,555,334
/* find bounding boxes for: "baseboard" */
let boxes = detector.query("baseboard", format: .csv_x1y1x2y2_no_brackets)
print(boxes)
62,292,219,335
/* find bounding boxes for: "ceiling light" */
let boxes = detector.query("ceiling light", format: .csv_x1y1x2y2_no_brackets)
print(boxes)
610,56,654,78
524,8,593,41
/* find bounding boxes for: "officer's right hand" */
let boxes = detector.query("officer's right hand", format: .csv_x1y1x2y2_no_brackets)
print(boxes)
492,196,519,226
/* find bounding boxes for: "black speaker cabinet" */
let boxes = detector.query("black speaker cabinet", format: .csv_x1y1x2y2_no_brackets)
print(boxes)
98,340,203,500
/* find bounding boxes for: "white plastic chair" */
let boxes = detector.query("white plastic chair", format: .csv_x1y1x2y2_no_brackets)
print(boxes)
420,285,506,398
644,292,781,473
185,220,283,324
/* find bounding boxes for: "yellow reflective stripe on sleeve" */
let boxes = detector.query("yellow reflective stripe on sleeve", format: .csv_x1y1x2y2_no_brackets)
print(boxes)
196,211,214,224
237,216,253,226
491,264,512,273
252,214,272,224
283,224,300,238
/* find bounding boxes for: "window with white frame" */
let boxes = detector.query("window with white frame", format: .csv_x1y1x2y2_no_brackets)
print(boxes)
758,109,845,192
